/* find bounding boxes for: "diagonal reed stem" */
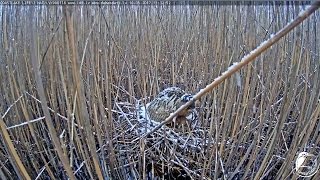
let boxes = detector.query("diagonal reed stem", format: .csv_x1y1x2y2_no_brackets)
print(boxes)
142,1,320,139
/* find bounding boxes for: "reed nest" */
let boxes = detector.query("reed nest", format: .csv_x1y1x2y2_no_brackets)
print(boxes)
113,96,304,180
114,101,212,179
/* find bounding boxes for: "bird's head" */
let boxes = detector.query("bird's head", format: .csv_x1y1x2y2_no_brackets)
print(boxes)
181,94,196,109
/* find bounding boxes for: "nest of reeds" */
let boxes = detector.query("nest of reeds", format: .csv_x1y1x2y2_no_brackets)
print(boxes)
113,100,218,179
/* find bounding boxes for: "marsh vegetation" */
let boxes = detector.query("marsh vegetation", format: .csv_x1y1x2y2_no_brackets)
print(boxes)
0,2,319,179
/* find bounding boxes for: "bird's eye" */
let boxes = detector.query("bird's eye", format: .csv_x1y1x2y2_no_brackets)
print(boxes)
181,94,196,109
181,94,193,102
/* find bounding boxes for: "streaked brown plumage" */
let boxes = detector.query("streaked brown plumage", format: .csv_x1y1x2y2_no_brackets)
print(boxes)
146,87,197,128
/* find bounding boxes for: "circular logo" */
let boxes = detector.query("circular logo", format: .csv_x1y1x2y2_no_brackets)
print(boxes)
295,152,319,177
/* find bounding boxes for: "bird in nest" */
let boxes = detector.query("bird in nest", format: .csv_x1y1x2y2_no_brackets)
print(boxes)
145,87,199,130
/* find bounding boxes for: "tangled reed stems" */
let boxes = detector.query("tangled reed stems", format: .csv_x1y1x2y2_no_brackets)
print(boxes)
0,2,320,179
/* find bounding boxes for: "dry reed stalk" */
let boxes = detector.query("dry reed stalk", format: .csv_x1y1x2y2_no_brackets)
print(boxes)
63,6,104,179
0,116,31,180
28,6,76,180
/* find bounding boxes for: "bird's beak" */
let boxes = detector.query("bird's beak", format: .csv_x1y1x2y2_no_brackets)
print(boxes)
195,99,200,108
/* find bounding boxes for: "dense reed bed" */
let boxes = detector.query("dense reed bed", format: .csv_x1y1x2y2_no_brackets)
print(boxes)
0,2,319,179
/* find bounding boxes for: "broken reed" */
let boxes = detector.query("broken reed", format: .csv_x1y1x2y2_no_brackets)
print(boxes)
0,3,319,179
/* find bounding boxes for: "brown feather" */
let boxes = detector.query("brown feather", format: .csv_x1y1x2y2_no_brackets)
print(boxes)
146,87,197,126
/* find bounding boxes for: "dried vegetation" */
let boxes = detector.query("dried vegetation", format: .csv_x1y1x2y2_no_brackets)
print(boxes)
0,2,320,179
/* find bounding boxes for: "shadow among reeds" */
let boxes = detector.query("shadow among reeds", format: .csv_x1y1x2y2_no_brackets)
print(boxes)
0,2,319,179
